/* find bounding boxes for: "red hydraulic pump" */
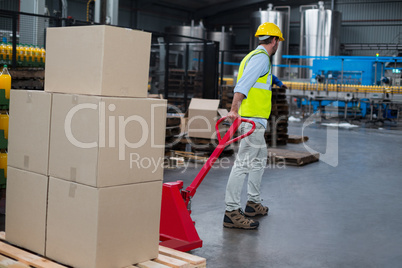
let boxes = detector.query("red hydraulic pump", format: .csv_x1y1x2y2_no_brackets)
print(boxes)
159,116,256,252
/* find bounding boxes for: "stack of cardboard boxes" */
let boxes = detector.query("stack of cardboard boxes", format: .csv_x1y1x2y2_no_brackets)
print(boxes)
6,25,167,268
187,98,228,140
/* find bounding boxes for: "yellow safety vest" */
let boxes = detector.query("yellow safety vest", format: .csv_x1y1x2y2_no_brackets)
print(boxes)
238,49,272,119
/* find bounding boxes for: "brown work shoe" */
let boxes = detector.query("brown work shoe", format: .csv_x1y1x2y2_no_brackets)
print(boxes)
244,201,269,217
223,209,259,229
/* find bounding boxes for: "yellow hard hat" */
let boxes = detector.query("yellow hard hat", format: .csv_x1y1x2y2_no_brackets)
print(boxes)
255,22,284,41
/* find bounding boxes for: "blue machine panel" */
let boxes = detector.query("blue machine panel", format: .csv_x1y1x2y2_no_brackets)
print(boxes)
312,59,383,85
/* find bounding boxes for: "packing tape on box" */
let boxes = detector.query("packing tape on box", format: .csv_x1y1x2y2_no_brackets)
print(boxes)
69,183,77,198
70,167,77,182
26,92,32,103
24,155,29,168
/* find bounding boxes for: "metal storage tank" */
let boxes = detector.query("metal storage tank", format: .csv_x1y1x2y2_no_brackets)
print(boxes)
250,4,290,78
165,22,206,43
299,1,342,79
165,21,206,70
207,27,235,76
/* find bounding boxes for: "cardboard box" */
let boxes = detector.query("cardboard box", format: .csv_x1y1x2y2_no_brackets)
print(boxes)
187,98,228,139
44,25,151,97
48,93,167,187
5,167,49,255
147,94,164,99
8,90,52,175
178,114,188,134
46,178,162,268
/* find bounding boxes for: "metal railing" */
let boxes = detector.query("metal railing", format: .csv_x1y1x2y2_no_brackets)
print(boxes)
0,9,95,68
0,9,220,112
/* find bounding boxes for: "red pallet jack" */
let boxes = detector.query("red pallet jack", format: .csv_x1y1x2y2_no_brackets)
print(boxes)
159,116,256,252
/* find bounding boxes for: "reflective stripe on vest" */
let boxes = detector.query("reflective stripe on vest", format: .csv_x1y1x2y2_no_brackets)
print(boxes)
238,49,273,119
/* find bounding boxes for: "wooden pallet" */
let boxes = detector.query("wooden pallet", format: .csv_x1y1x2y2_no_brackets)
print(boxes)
177,137,219,145
171,137,235,157
10,68,45,90
166,126,181,138
166,117,181,127
0,232,65,268
9,68,44,79
163,156,185,169
132,246,206,268
287,135,309,144
268,148,319,166
0,233,206,268
173,151,208,163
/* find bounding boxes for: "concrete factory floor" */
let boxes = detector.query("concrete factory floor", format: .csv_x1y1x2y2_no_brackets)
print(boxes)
164,119,402,268
0,119,401,267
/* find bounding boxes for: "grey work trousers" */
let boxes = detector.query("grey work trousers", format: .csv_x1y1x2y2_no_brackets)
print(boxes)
225,122,268,212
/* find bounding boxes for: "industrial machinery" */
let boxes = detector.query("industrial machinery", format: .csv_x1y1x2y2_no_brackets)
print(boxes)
282,53,402,121
207,26,235,76
250,3,290,78
19,0,47,46
283,55,401,86
299,1,342,79
165,21,207,70
159,117,256,252
312,57,382,85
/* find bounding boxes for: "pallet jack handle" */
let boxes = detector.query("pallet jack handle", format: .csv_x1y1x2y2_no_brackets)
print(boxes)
183,117,256,201
159,117,256,251
215,117,256,146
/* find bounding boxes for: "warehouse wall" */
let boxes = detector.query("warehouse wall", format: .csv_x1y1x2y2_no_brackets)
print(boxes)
336,0,402,56
204,0,402,56
0,1,19,11
60,0,190,33
287,0,402,56
11,0,402,57
0,0,18,33
43,0,87,21
118,0,190,32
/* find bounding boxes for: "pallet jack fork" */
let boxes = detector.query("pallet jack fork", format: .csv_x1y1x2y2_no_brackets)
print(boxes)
159,116,256,252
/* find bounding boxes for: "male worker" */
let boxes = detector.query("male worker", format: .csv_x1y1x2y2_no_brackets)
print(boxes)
273,74,288,89
223,22,284,229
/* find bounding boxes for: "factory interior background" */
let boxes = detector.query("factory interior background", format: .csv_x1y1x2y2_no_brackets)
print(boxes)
0,0,401,267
